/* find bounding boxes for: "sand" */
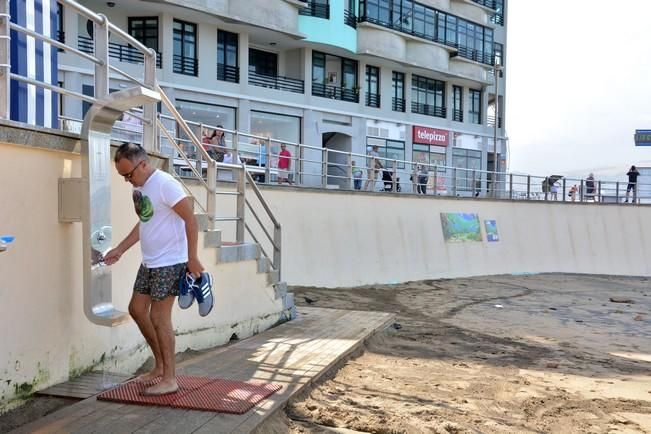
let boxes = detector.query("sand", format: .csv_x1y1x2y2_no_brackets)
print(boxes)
258,274,651,434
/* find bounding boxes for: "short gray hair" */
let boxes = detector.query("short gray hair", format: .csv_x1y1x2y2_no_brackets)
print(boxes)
114,143,148,163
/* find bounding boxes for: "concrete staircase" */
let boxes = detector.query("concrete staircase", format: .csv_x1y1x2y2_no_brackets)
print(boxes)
195,211,294,318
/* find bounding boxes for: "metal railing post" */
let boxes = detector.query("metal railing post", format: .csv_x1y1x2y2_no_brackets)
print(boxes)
322,148,328,188
232,132,239,163
206,160,216,230
598,180,602,203
509,173,513,199
433,165,437,194
347,152,353,190
616,181,620,203
472,170,476,197
452,168,457,196
633,182,638,204
236,164,245,243
544,180,548,201
273,223,282,280
142,48,157,152
0,0,9,120
94,15,109,100
265,137,271,184
562,178,566,202
298,144,304,185
580,180,584,202
392,159,398,193
526,175,530,200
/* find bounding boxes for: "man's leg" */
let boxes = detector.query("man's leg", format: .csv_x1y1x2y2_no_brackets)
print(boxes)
143,296,178,395
129,293,163,381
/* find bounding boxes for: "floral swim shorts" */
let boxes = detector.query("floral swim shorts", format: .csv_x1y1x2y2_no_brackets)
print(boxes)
133,263,186,301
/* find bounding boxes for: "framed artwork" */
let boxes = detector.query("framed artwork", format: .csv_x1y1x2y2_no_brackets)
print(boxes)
327,72,337,85
440,213,482,242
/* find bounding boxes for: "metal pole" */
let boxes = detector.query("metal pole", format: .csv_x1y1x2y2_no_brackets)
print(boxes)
452,168,457,196
616,181,620,203
509,173,513,199
322,148,328,188
232,132,239,163
0,0,10,120
433,165,437,194
526,175,530,200
493,63,500,197
472,170,476,197
265,137,271,184
347,152,353,190
206,160,216,230
392,159,397,193
236,164,245,243
598,180,602,203
142,48,157,152
562,178,566,202
94,15,109,100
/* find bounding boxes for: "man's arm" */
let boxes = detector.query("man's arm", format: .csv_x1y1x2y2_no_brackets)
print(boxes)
173,197,204,277
104,223,140,265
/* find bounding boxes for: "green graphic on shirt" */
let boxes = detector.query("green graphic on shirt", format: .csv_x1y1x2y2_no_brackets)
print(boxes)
133,191,154,222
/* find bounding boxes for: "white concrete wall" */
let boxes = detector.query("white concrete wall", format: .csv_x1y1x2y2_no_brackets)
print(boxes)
254,187,651,287
0,143,284,410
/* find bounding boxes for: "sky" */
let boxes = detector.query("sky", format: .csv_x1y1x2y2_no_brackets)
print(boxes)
505,1,651,177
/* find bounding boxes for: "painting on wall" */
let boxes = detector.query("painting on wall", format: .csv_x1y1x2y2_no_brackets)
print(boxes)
484,220,499,242
440,213,482,242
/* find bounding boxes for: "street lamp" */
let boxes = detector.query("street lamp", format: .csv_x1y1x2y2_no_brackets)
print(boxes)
492,61,502,197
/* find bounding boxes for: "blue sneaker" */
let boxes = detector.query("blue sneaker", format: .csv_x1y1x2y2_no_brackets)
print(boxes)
193,272,214,317
178,272,195,309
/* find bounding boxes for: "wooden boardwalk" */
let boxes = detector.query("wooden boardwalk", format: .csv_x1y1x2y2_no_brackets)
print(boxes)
13,307,394,434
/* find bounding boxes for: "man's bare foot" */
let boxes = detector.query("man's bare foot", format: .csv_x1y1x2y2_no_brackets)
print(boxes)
141,379,178,396
134,369,163,383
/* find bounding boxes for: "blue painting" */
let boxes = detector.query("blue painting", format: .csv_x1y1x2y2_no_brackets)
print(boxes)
484,220,499,242
440,213,482,242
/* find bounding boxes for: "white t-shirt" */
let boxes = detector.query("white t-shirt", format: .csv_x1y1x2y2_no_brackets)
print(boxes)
134,170,188,268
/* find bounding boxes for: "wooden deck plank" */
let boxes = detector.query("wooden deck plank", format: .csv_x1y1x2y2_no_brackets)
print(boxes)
11,308,393,434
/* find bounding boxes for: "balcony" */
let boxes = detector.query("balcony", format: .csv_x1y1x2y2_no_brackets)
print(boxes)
299,1,329,19
470,0,496,9
365,93,380,108
249,71,304,94
217,64,239,83
392,97,405,112
453,109,463,122
312,83,359,103
412,102,446,118
487,115,502,128
78,35,162,68
344,9,356,28
173,54,197,76
453,47,494,65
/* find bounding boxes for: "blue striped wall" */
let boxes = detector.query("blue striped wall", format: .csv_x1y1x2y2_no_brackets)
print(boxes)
10,0,58,128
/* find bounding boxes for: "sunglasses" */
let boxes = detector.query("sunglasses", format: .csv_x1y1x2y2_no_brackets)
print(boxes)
122,160,143,180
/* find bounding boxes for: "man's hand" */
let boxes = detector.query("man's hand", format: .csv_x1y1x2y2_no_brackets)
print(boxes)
187,257,204,279
103,247,124,265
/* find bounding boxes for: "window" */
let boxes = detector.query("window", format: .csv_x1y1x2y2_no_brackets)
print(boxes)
367,137,405,169
299,0,330,19
217,30,238,83
365,65,380,108
413,144,446,168
469,89,481,124
392,71,405,112
57,3,64,45
312,51,358,102
362,0,391,26
249,48,277,77
173,19,197,76
453,85,463,122
411,74,445,118
128,17,158,51
452,148,482,191
312,51,326,85
342,58,358,90
344,0,356,27
491,0,504,25
493,42,503,68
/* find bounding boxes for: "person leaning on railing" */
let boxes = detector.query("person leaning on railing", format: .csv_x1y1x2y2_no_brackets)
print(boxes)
625,165,640,203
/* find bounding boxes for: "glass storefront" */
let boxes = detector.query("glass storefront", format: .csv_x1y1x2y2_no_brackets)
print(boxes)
250,110,301,171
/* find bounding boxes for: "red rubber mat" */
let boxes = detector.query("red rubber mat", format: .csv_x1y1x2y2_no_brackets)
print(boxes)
97,375,282,414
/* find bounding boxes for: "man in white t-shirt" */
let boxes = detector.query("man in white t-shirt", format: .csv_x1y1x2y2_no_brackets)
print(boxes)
104,143,204,396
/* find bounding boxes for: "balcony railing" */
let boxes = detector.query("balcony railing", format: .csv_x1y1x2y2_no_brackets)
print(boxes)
454,46,494,65
299,1,329,19
173,54,198,76
453,109,463,122
392,97,405,112
217,64,239,83
344,9,357,28
78,35,162,68
365,93,380,108
249,71,304,94
412,102,446,118
358,15,494,66
312,83,359,103
487,115,502,128
491,13,504,25
470,0,496,9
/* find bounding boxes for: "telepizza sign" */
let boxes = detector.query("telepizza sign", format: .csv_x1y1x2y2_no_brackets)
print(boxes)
635,130,651,146
413,126,449,146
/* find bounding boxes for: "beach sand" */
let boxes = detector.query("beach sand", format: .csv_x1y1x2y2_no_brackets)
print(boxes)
258,273,651,433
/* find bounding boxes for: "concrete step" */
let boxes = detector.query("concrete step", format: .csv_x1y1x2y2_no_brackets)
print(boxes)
257,257,271,273
273,281,288,300
203,229,221,248
267,269,280,285
216,242,260,264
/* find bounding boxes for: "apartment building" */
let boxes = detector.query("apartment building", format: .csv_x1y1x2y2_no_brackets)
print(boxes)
56,0,507,188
